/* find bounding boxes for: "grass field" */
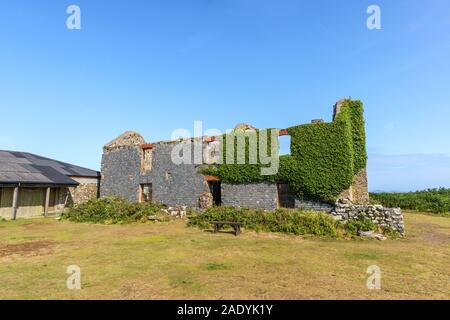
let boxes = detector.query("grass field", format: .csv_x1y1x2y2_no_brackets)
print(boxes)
0,212,449,300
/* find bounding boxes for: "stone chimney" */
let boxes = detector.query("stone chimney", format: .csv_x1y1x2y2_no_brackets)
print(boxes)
333,98,350,121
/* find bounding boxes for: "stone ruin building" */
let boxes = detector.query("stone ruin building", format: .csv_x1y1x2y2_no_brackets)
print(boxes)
100,99,404,233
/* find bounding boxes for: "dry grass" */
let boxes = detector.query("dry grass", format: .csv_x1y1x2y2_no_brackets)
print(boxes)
0,212,449,300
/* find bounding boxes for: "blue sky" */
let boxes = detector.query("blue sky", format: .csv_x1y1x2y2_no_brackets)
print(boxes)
0,0,449,191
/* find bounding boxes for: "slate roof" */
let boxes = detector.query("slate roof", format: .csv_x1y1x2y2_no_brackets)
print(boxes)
0,150,100,186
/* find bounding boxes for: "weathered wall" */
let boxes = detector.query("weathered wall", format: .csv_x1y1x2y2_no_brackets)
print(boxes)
140,143,209,207
350,168,369,204
100,146,142,202
69,177,99,205
0,187,68,220
339,168,369,205
16,188,45,219
222,182,278,211
331,199,405,234
0,187,14,219
100,138,210,207
294,199,334,212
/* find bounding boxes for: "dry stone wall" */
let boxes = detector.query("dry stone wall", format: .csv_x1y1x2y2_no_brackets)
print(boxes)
331,198,405,234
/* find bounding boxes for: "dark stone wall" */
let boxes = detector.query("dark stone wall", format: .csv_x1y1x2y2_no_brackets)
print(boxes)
100,146,141,202
101,143,209,207
222,182,278,211
100,145,335,212
140,144,209,207
100,141,335,212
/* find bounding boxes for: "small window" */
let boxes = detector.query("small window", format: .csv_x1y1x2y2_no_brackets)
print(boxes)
141,148,153,173
165,171,172,182
205,141,221,164
140,184,152,203
278,135,291,156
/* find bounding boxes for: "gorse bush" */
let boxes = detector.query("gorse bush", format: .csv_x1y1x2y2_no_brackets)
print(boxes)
62,197,168,224
201,99,367,203
370,188,450,214
188,206,377,238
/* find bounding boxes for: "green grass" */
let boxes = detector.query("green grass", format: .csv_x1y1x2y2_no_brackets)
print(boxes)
371,188,450,215
203,263,231,271
0,212,449,300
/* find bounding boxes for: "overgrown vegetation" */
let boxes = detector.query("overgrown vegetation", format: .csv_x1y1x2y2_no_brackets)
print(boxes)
188,206,378,238
62,198,388,238
371,188,450,215
201,128,279,184
62,197,169,224
201,99,367,202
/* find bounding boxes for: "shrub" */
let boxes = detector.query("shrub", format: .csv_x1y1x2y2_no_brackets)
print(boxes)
188,206,347,237
62,197,168,224
370,188,450,214
344,217,378,235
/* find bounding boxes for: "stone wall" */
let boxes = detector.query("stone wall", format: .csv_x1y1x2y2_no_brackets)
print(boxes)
294,199,334,212
100,146,142,202
140,144,210,207
100,133,210,207
222,182,278,211
339,168,370,205
331,198,405,234
69,177,99,205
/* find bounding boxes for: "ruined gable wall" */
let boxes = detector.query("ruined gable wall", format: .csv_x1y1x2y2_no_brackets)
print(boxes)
100,146,142,202
140,143,210,207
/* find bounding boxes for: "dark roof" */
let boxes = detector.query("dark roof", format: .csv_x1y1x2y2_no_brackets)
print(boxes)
0,151,100,186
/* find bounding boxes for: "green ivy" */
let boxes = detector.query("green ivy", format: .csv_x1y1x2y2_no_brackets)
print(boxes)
200,99,367,203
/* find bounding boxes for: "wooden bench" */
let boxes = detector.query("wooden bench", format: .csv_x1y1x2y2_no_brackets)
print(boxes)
210,221,243,236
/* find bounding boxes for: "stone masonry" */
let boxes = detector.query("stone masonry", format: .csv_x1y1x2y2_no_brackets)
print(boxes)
221,182,278,211
100,100,404,233
331,198,405,234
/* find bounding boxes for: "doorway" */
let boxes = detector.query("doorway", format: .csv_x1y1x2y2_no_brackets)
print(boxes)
277,183,295,208
208,181,222,206
140,184,153,203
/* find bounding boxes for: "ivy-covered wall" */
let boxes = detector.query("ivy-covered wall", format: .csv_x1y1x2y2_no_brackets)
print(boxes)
201,99,367,203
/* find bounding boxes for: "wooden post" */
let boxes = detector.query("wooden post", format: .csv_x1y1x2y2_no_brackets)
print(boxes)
12,186,19,220
44,187,51,217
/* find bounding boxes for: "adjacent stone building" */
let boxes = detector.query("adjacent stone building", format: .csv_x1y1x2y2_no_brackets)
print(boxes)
0,151,100,220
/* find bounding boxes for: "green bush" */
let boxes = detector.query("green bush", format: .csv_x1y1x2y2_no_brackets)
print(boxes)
344,217,378,235
370,188,450,214
188,206,350,237
200,99,367,203
62,197,168,224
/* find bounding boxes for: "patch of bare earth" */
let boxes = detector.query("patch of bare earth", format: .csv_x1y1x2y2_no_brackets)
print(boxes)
0,240,56,258
415,222,450,245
